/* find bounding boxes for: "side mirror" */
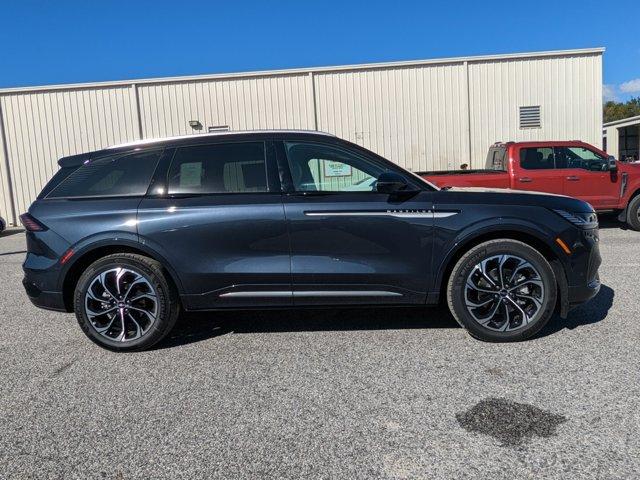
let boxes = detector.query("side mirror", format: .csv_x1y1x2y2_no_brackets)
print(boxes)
608,156,618,172
376,171,409,194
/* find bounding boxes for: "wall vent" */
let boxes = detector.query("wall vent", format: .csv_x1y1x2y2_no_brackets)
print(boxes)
519,106,541,129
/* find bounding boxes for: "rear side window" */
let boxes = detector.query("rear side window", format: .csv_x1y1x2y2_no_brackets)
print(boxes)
47,150,161,199
519,147,555,170
485,147,507,170
38,166,79,199
168,142,267,195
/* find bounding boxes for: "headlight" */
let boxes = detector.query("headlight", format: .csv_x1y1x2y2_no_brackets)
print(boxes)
553,209,598,229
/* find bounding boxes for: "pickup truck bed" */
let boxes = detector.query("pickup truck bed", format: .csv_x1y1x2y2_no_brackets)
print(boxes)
420,141,640,230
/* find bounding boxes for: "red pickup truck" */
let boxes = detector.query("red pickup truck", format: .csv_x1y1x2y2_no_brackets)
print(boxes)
420,141,640,230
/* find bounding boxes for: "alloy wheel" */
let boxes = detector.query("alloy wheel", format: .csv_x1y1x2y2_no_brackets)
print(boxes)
464,255,545,332
84,267,158,342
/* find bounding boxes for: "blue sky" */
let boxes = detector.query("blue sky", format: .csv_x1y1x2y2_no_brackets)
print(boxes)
1,0,639,101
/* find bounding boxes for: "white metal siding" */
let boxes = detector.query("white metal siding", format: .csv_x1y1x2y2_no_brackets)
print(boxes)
138,75,314,139
313,63,469,172
468,53,603,166
0,48,603,225
0,87,139,217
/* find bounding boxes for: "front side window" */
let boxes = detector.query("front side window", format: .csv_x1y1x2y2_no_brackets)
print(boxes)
519,147,555,170
554,147,607,171
285,142,385,192
47,150,161,199
168,142,267,195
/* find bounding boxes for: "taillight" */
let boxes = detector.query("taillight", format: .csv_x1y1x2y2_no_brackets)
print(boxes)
19,213,47,232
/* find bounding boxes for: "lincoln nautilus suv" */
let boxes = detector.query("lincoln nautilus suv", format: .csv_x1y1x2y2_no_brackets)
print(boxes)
22,130,601,351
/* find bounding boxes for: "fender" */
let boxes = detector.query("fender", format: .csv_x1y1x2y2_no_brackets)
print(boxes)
58,231,185,294
430,215,568,297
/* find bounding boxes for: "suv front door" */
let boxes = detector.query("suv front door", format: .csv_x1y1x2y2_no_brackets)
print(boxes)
279,140,435,305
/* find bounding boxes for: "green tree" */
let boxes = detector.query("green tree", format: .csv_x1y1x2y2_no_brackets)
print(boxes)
604,97,640,123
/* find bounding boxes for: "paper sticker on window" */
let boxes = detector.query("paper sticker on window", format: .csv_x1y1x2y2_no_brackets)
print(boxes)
323,161,352,177
180,162,202,187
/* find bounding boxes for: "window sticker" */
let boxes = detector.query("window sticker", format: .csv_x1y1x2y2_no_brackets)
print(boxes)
323,161,352,177
180,162,203,188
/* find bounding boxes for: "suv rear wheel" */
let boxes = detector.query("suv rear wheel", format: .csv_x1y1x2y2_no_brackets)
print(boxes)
447,239,557,342
626,195,640,231
74,253,179,351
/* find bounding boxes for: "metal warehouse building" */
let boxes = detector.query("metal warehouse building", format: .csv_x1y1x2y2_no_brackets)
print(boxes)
0,47,603,226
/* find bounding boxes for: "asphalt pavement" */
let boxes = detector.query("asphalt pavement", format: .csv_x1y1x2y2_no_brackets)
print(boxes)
0,220,638,479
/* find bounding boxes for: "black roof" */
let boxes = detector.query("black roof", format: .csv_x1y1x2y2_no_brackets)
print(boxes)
58,130,337,167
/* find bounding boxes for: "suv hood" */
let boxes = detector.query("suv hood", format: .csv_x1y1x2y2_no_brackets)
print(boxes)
438,186,594,212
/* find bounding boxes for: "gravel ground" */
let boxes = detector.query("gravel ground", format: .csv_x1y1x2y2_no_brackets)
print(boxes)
0,222,638,479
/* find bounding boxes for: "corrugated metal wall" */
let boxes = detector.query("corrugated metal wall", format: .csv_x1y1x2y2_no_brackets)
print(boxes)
138,74,315,138
314,63,469,172
0,48,603,226
468,53,603,161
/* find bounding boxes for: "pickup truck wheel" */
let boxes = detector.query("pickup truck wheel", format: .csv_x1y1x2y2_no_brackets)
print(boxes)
447,239,557,342
73,253,180,352
626,195,640,231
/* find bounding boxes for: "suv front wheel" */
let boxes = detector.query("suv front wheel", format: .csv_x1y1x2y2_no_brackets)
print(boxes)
447,239,557,342
74,253,179,351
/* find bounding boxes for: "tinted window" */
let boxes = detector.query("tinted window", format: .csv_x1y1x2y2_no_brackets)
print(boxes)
47,150,161,199
485,147,506,170
554,147,607,171
519,147,555,170
38,166,79,199
168,142,267,194
285,142,384,192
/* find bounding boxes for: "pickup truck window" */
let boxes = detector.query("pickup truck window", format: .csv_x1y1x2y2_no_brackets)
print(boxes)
520,147,555,170
554,147,608,171
485,147,507,170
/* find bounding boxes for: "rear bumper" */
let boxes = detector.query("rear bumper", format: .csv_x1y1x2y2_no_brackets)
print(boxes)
22,277,67,312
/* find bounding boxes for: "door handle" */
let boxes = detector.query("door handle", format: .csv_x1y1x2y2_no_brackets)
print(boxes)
566,176,580,181
519,177,532,183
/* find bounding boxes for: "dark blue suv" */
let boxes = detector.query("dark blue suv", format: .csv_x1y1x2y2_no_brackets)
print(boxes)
22,130,601,351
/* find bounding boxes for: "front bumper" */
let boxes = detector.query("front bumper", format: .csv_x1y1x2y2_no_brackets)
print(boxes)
568,276,601,310
564,226,602,311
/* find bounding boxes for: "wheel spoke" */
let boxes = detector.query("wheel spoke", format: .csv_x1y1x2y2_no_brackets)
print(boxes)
129,292,156,303
126,312,143,340
122,276,145,300
508,278,543,291
98,271,117,299
507,297,531,326
86,305,117,318
128,305,157,322
93,312,118,334
514,293,542,308
499,303,511,331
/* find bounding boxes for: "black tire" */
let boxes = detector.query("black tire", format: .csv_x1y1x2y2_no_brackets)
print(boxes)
74,253,179,352
626,195,640,231
447,239,557,342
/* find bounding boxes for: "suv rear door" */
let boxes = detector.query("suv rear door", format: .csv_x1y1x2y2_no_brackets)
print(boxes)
136,140,291,309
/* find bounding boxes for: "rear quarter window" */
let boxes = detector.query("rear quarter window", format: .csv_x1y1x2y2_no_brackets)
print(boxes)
485,147,507,170
46,150,162,199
